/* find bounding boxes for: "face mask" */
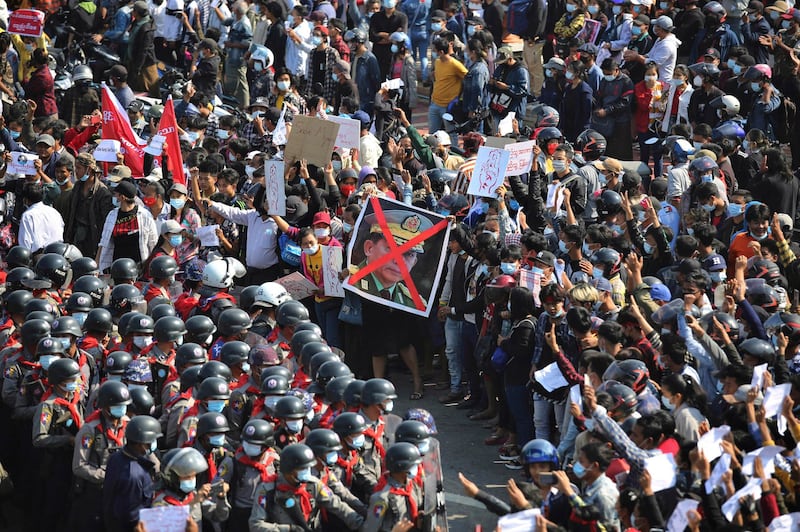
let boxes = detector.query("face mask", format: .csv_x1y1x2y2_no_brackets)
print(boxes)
432,22,443,31
500,262,517,275
286,420,304,433
548,308,565,319
391,44,399,53
408,464,419,478
610,224,623,236
170,198,186,210
643,241,654,254
552,160,568,172
24,43,34,52
582,242,593,257
311,36,322,46
732,64,742,75
782,20,792,29
750,230,768,241
180,477,196,493
572,461,588,478
750,82,761,92
55,177,70,186
566,3,577,11
166,235,184,248
147,440,158,454
314,228,330,239
645,74,658,83
770,11,780,20
216,129,231,141
350,434,365,448
417,440,431,455
240,362,251,374
632,26,642,36
558,240,569,254
243,441,263,457
142,196,157,207
564,70,575,80
476,263,489,278
58,337,72,351
64,381,79,392
467,25,477,36
633,5,641,12
39,354,57,370
727,203,744,217
10,130,21,140
325,451,339,465
133,336,153,349
185,131,199,145
277,80,291,92
659,1,668,8
112,197,120,208
109,405,127,418
701,203,716,213
603,74,616,82
710,271,726,283
693,75,704,87
254,62,264,72
382,0,395,7
303,244,320,256
700,174,714,183
207,400,226,413
613,5,622,14
296,467,313,482
593,267,604,279
661,395,675,410
545,69,554,78
383,400,394,413
209,434,226,446
742,139,751,152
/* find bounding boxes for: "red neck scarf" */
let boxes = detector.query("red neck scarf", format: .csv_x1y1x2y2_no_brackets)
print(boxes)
291,369,310,389
206,450,218,481
54,392,83,429
236,449,277,482
179,402,201,425
277,482,313,521
363,420,386,459
84,411,127,447
336,449,359,485
374,473,418,522
230,373,250,391
167,389,193,408
318,407,339,429
162,492,195,506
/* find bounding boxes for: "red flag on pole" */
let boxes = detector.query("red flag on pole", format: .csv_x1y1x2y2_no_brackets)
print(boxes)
100,84,145,177
156,97,186,185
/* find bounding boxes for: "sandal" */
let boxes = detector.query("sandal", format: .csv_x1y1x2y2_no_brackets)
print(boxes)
409,391,424,400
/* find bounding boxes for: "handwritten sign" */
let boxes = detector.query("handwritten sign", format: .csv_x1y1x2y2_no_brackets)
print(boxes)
7,151,38,175
327,115,361,150
505,140,536,176
467,146,510,198
272,106,288,146
8,9,44,38
264,160,286,216
93,139,122,163
322,245,345,297
197,225,220,247
284,115,340,167
139,505,190,532
275,271,319,300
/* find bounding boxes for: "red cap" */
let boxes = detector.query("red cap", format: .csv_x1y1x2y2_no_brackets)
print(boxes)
315,25,329,36
312,211,332,226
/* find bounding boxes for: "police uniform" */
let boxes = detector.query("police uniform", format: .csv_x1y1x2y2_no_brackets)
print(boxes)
274,425,304,450
70,412,128,531
228,447,280,530
1,347,35,409
193,440,234,487
177,402,210,448
249,474,365,532
316,465,368,516
362,475,424,532
265,328,294,371
151,485,231,531
330,448,376,501
163,391,194,448
227,377,261,444
358,412,391,490
13,365,48,420
141,343,177,406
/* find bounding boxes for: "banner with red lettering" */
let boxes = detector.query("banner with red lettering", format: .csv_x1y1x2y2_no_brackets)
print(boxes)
156,97,185,185
101,84,145,177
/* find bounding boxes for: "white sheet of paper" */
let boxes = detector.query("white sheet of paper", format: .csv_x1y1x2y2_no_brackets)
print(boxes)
645,453,678,492
322,245,345,298
467,147,511,198
197,224,220,247
505,140,536,176
705,452,731,494
751,363,768,389
497,111,516,137
327,115,361,150
722,478,762,522
768,512,800,532
534,362,569,392
380,78,404,91
763,383,791,418
272,107,288,145
275,271,319,300
497,507,541,532
569,384,582,406
666,499,699,532
546,184,565,213
697,424,731,462
7,151,38,175
139,505,191,532
264,160,286,216
554,259,565,287
742,445,785,476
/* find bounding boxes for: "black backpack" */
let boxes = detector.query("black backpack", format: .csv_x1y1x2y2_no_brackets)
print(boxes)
771,95,797,144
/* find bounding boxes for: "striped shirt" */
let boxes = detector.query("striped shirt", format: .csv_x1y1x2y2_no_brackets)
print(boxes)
452,155,478,197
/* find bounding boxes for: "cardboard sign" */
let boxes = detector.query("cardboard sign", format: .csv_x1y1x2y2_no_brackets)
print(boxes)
505,140,536,176
284,115,340,167
94,139,122,163
322,245,345,297
467,146,510,198
264,160,286,216
327,115,360,150
7,151,38,175
8,9,44,38
275,271,319,300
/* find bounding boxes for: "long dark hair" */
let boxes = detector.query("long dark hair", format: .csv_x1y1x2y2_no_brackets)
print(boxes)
764,147,793,181
509,287,535,322
662,373,708,417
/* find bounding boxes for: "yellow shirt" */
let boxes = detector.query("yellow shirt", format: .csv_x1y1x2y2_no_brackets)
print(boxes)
431,56,468,107
8,32,50,83
303,247,329,303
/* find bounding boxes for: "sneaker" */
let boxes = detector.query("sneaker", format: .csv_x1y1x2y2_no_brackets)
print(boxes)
498,446,520,461
504,459,523,470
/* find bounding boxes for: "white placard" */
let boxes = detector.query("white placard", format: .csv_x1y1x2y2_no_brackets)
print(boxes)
8,151,38,175
763,383,791,418
505,140,536,176
197,224,220,247
380,78,404,91
93,139,122,163
467,147,510,198
272,106,288,146
721,478,762,522
742,445,785,476
768,513,800,532
264,160,286,216
144,134,166,156
497,507,541,532
751,363,768,389
327,115,361,150
533,362,568,392
705,452,731,494
322,245,345,298
139,505,191,532
697,424,731,463
497,111,516,136
644,453,677,492
569,384,582,406
275,271,319,300
666,499,699,532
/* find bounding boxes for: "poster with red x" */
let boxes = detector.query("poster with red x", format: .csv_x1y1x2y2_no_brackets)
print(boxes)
344,196,451,317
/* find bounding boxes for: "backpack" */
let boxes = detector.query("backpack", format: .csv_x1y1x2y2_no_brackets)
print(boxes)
506,0,532,38
771,95,797,144
278,233,302,267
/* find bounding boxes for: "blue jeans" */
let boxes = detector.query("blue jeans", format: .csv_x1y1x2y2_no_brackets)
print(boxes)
428,102,448,138
444,318,464,393
505,384,534,446
315,298,342,349
411,34,429,81
556,406,579,462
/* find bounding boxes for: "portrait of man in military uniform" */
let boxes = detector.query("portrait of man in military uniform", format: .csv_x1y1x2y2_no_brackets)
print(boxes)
345,197,450,317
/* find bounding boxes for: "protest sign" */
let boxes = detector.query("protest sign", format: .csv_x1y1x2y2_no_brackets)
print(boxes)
264,160,286,216
94,140,121,163
8,10,44,37
284,115,340,167
275,271,319,300
467,147,510,198
505,140,536,176
327,115,361,150
8,152,38,175
322,245,345,297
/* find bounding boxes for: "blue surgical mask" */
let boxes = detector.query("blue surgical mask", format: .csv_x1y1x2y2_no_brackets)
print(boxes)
610,224,624,235
467,25,476,35
109,405,127,418
80,174,90,182
216,129,230,140
782,20,792,29
604,74,616,81
659,1,668,8
297,467,313,482
661,395,675,411
207,400,226,413
643,241,653,254
303,244,320,256
332,72,339,83
732,64,742,75
545,69,554,78
342,222,353,233
432,22,442,31
169,235,183,247
112,197,120,207
286,419,304,433
593,266,604,279
326,451,339,465
391,44,399,53
350,434,365,448
552,160,568,172
179,477,196,493
64,381,79,392
727,203,744,217
500,262,517,275
408,464,419,478
710,271,726,283
476,263,489,278
701,203,715,212
687,227,694,236
751,82,761,92
700,174,713,183
10,130,20,139
148,439,158,454
39,355,56,370
632,25,642,36
209,434,226,446
241,362,250,373
588,5,599,13
613,5,622,14
559,240,569,254
170,198,186,210
572,461,588,478
243,441,263,456
311,36,322,46
186,131,199,144
583,242,593,257
566,3,577,11
58,337,72,350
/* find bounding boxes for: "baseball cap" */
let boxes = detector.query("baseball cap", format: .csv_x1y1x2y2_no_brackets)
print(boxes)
75,152,96,167
467,16,486,26
496,46,514,64
115,180,137,200
679,258,702,275
352,110,371,129
199,38,217,51
108,165,132,182
160,220,183,235
333,60,351,79
578,43,599,55
747,0,764,13
634,14,650,25
592,277,612,293
169,183,189,196
654,15,674,31
312,211,331,226
431,9,446,20
314,25,329,36
433,130,451,147
781,7,800,20
650,283,671,302
534,251,556,269
248,97,270,110
703,48,721,59
106,64,127,80
35,134,55,147
144,167,163,183
543,57,566,71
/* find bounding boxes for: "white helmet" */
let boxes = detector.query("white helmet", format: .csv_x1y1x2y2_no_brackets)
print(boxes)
254,282,291,308
719,94,740,115
202,258,246,289
72,64,93,84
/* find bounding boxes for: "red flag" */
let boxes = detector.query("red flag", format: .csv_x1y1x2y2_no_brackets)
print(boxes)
156,97,186,185
101,84,145,177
